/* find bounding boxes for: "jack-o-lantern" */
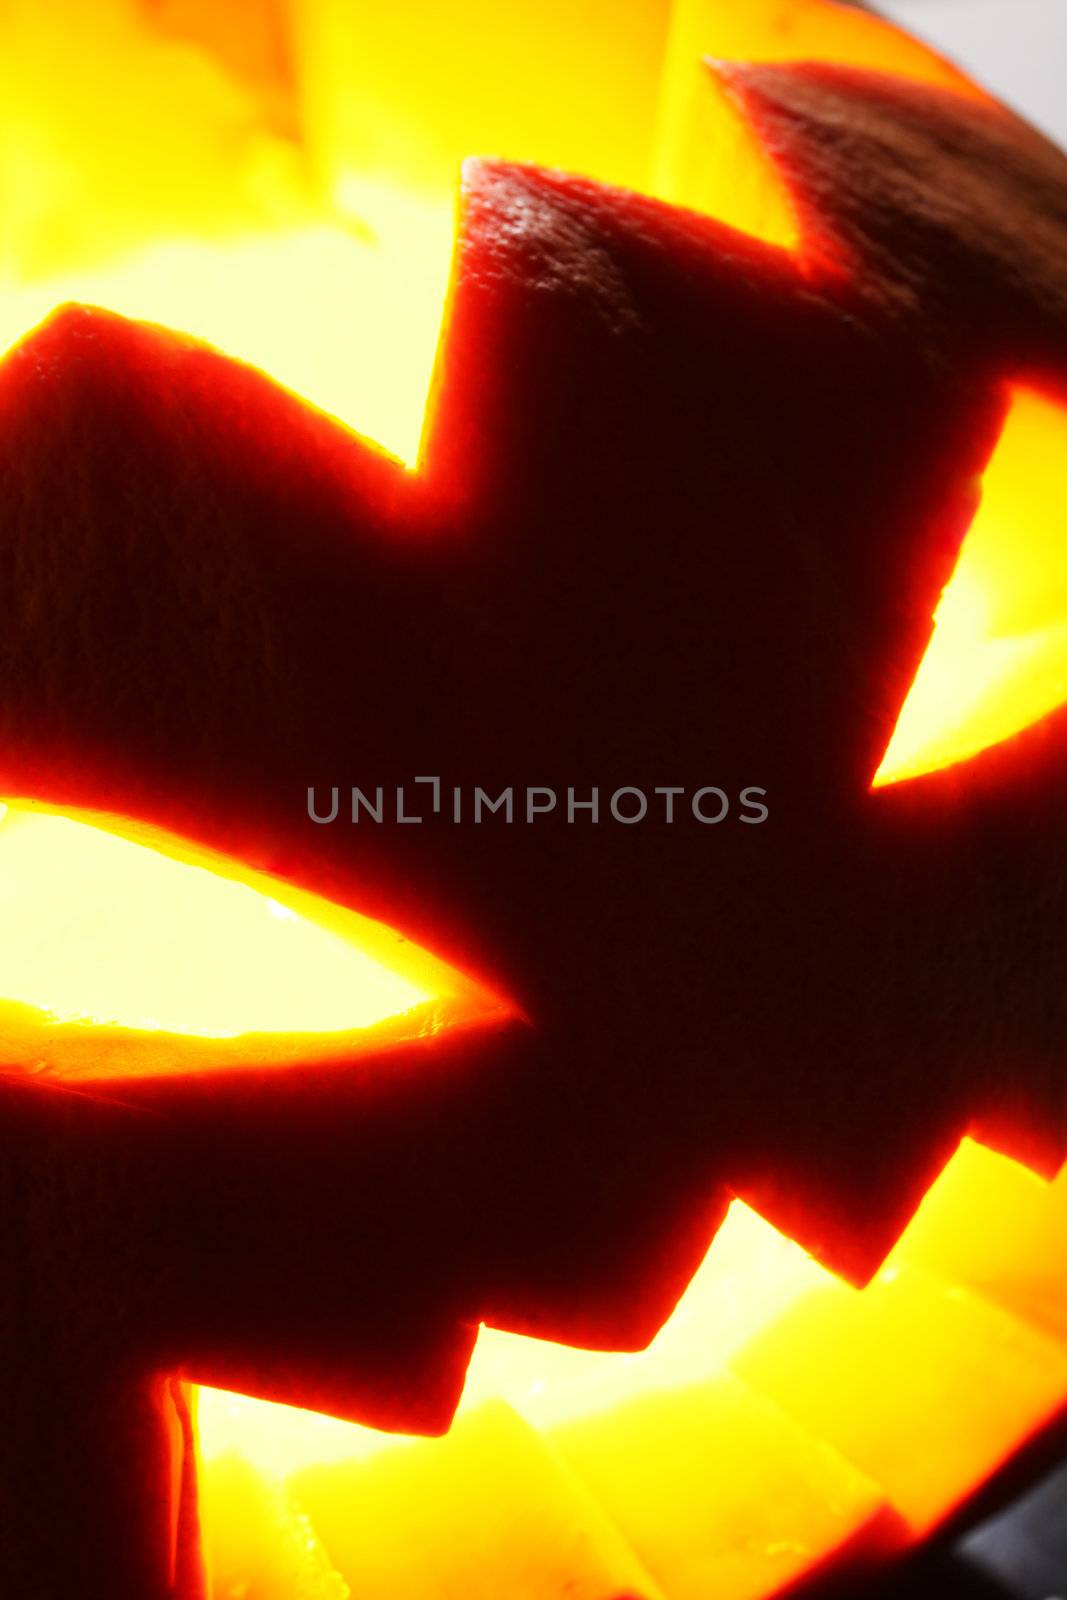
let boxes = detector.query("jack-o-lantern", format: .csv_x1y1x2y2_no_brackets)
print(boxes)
0,2,1065,1597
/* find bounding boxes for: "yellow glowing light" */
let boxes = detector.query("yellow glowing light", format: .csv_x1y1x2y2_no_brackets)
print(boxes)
197,1142,1067,1599
4,5,1059,1594
0,0,672,464
0,0,986,464
459,1201,826,1431
0,205,454,467
0,0,458,462
876,387,1067,786
295,0,673,203
738,1146,1067,1537
196,1203,825,1481
0,804,424,1035
0,800,498,1078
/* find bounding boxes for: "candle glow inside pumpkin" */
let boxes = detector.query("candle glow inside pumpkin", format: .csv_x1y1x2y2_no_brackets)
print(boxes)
0,3,1065,1596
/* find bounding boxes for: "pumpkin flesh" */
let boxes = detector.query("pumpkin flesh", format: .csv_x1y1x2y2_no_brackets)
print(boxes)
1,3,1066,1598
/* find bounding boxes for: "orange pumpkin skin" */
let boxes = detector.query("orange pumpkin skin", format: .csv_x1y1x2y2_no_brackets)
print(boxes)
0,64,1066,1598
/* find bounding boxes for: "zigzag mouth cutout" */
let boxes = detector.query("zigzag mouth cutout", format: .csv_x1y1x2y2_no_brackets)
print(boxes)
1,3,1065,1596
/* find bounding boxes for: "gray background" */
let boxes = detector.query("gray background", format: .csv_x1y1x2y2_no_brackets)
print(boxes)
879,0,1067,147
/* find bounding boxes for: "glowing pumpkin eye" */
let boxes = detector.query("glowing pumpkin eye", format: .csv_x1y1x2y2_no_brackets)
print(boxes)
875,386,1067,787
0,800,492,1079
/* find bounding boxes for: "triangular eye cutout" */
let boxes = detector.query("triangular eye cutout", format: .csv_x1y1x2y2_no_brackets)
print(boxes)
0,800,498,1080
875,387,1067,787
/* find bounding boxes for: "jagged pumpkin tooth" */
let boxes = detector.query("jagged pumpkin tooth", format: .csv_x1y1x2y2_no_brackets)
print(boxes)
650,0,988,251
2,45,1067,1593
717,60,1067,346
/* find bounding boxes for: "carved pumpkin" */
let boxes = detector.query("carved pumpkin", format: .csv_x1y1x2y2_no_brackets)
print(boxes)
0,2,1065,1597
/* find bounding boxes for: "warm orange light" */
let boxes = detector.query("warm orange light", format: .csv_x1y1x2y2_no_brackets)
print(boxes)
0,799,497,1079
0,0,666,462
0,0,988,463
197,1140,1067,1599
460,1203,826,1431
0,0,452,462
296,0,673,203
3,7,1056,1596
737,1145,1067,1538
876,387,1067,785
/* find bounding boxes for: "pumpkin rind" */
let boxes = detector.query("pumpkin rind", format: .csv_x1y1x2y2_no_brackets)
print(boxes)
0,49,1066,1600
